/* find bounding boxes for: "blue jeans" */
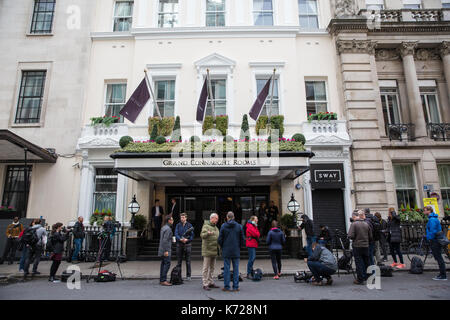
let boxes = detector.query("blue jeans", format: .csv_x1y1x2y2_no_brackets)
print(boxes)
223,258,240,290
247,248,256,275
19,246,28,271
306,236,316,257
160,255,171,282
318,239,328,247
368,242,375,266
72,238,83,261
307,261,336,281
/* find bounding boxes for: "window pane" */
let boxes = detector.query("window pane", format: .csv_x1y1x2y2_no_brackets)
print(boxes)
426,95,440,123
93,168,117,214
394,164,415,189
1,166,32,218
31,0,55,33
305,81,326,101
254,0,273,11
207,0,225,11
115,1,133,16
438,164,450,188
15,71,46,124
254,12,273,25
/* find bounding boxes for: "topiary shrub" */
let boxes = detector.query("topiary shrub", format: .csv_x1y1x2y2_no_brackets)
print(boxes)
215,115,228,136
133,214,148,231
190,136,201,143
239,114,250,141
256,115,269,135
223,135,234,142
155,136,166,144
160,117,175,137
150,123,158,141
170,116,181,142
202,116,215,135
292,133,306,145
270,115,284,138
149,117,160,136
119,136,133,149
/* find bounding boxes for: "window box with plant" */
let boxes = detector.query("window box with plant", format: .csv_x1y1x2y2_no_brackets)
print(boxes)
90,208,115,226
90,116,120,127
307,112,337,122
398,204,428,224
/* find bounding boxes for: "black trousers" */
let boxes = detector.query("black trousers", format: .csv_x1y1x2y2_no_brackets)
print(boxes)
379,233,388,259
2,238,18,263
154,216,162,240
50,259,62,278
176,243,192,277
101,237,111,261
269,249,282,274
430,240,446,277
353,247,370,283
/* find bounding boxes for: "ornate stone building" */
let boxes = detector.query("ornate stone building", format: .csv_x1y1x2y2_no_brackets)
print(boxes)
329,0,450,216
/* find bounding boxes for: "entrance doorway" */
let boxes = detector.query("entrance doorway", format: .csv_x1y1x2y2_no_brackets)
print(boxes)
166,186,270,237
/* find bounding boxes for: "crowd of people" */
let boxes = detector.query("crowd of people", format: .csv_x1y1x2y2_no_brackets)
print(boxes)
0,215,120,283
1,202,447,288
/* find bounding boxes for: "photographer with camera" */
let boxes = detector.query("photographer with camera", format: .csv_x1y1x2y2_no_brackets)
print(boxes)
48,223,70,283
175,213,194,281
245,216,260,279
71,216,85,263
101,216,115,262
307,242,337,286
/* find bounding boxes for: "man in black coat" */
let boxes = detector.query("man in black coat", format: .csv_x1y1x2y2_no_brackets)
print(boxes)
169,198,180,229
151,199,164,239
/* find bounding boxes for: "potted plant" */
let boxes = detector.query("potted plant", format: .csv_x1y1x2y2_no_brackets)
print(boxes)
280,213,302,258
133,214,148,237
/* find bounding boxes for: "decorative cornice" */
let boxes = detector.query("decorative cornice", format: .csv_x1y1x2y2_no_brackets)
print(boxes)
415,48,441,61
440,41,450,57
375,49,401,61
398,41,418,58
336,39,377,55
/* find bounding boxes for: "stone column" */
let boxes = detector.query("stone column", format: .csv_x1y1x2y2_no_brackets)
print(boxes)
439,41,450,122
77,151,95,223
398,41,427,138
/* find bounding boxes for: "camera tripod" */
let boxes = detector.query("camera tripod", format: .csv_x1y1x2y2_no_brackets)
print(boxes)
86,233,123,283
333,230,356,279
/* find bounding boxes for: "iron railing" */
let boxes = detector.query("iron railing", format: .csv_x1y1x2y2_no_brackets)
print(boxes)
400,222,449,251
42,225,125,261
360,8,449,23
387,124,415,141
427,123,450,141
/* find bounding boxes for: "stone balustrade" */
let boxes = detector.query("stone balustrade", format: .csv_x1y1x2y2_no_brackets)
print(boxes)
359,8,450,23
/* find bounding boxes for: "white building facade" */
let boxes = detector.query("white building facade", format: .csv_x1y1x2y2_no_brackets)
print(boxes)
77,0,355,235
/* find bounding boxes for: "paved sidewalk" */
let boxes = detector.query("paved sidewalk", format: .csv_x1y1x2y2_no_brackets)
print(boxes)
1,255,448,281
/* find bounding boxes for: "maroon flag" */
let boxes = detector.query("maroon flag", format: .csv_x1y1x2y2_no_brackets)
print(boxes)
119,78,150,123
249,77,272,121
196,78,209,123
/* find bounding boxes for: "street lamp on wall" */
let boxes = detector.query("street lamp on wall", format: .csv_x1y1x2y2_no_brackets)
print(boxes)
128,195,140,229
287,193,300,226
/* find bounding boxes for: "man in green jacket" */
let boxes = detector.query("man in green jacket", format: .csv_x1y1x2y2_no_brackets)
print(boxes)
201,213,220,291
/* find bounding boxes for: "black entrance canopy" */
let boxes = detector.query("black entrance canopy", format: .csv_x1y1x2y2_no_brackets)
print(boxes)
111,151,314,186
0,130,58,163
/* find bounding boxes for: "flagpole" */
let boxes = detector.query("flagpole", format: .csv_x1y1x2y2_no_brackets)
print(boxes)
144,69,162,120
268,68,276,119
206,69,215,121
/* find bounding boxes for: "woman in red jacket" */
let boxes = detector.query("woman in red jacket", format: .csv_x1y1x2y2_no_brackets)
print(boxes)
245,216,260,279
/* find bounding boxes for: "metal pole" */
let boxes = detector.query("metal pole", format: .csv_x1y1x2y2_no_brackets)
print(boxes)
144,70,162,119
24,148,28,218
268,69,276,119
207,69,215,120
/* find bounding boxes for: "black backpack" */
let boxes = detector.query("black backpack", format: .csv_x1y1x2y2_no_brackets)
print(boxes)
170,266,183,285
21,227,39,247
294,271,313,283
338,250,352,270
409,257,424,274
45,234,54,252
95,270,116,282
252,268,263,281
